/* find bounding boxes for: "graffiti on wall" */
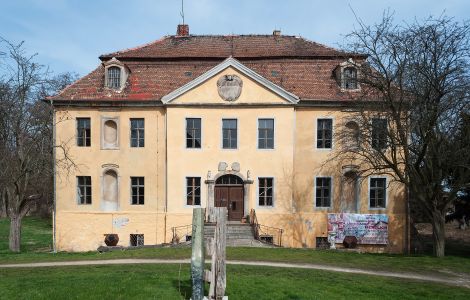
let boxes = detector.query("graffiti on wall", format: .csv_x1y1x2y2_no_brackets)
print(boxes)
327,213,388,244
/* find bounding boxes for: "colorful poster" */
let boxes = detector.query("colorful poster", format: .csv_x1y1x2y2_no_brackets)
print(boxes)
327,213,388,244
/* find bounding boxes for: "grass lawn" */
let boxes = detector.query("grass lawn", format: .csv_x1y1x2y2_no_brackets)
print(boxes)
1,217,470,278
0,264,469,300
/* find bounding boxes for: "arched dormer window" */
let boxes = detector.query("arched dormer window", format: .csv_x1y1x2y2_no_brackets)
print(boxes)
342,67,357,90
103,57,128,91
335,58,360,91
107,66,121,89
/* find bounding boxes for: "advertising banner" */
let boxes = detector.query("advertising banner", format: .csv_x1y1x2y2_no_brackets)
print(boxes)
327,213,388,244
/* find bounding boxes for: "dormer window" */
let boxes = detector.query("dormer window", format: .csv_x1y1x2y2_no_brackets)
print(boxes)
107,66,121,89
336,59,360,91
342,67,357,90
103,57,128,91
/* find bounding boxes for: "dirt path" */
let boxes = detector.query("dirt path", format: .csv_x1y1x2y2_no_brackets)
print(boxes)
1,258,469,288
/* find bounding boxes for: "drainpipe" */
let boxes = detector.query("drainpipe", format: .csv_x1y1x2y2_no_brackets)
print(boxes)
51,100,57,253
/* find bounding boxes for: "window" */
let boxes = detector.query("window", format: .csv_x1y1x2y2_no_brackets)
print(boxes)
77,176,92,204
186,118,201,148
317,119,333,149
258,177,273,206
372,118,388,150
370,178,386,208
130,118,145,147
315,177,332,207
77,118,91,147
186,177,201,205
258,119,274,149
107,66,121,89
222,119,237,149
131,177,144,205
130,234,144,247
342,67,358,89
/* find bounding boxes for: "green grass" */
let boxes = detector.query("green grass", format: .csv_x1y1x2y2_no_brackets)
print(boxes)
1,217,470,278
0,264,468,300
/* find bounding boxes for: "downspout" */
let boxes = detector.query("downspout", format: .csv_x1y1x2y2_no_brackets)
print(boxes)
164,108,168,243
51,100,57,253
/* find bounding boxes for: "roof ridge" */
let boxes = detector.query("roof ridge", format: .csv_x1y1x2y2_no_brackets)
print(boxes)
99,35,170,59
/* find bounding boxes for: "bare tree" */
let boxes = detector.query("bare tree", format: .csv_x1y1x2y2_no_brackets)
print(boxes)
0,38,77,252
334,13,470,257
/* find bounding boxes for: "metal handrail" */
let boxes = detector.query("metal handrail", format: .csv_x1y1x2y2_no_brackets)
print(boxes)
250,209,284,247
171,224,193,244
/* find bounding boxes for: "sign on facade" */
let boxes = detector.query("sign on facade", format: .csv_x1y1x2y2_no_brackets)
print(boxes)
327,213,388,244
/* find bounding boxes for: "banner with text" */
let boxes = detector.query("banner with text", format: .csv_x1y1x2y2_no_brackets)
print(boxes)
327,213,388,244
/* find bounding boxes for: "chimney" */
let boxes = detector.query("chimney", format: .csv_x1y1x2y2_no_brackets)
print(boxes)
177,24,189,36
273,29,281,36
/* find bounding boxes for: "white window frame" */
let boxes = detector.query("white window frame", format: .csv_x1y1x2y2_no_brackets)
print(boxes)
368,176,388,210
257,117,276,151
76,176,92,205
130,118,145,148
256,176,275,209
314,176,333,209
130,176,145,205
220,117,239,150
185,117,203,150
315,117,334,150
185,176,202,207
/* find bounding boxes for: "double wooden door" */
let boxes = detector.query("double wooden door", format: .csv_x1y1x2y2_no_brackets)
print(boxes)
214,186,244,221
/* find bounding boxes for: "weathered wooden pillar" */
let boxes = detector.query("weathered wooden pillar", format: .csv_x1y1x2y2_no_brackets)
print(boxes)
208,207,227,300
191,208,205,300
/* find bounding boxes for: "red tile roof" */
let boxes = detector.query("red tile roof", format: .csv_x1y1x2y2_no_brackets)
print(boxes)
51,35,366,102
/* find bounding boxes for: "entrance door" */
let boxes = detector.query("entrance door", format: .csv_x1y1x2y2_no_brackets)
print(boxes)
214,186,244,221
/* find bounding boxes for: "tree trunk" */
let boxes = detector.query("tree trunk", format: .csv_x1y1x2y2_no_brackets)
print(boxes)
431,212,446,257
9,215,22,252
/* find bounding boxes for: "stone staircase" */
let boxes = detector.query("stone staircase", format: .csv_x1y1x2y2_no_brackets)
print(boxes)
204,222,273,247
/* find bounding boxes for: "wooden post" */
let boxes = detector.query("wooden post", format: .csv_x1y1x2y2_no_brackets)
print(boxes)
208,207,227,300
191,208,205,300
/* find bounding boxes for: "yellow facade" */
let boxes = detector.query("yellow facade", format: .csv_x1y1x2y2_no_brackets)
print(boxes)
54,63,406,253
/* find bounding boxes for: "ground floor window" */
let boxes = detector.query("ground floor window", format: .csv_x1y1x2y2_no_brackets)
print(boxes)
258,177,273,206
369,177,386,208
315,177,332,208
186,177,201,205
77,176,92,204
130,177,144,205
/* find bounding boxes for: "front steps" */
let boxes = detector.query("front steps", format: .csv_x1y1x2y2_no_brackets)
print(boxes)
204,222,273,247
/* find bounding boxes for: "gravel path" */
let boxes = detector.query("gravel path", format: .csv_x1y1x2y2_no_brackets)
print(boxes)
1,258,469,288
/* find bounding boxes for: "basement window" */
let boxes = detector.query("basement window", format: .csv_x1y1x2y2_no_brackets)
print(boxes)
316,237,330,249
260,235,274,244
130,234,144,247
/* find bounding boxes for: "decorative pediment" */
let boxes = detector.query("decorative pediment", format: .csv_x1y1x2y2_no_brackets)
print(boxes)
161,57,299,104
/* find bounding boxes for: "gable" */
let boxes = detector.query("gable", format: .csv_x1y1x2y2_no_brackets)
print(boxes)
162,57,299,105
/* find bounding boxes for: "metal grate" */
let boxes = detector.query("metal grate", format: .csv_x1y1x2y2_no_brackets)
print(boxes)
130,234,144,247
316,237,330,249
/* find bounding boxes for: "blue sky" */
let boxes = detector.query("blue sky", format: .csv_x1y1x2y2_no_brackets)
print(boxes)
1,0,469,76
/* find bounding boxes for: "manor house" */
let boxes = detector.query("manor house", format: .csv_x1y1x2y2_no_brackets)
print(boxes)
50,24,406,252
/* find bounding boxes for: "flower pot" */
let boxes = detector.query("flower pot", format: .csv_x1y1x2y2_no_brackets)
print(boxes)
104,234,119,246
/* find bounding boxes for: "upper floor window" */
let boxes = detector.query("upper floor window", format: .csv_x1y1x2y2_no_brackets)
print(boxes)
186,177,201,205
77,118,91,147
107,66,121,89
186,118,201,148
342,67,358,89
258,177,273,206
130,118,145,147
315,177,332,208
77,176,92,204
317,118,333,149
371,118,388,150
222,119,237,149
369,178,386,208
258,119,274,149
131,177,144,205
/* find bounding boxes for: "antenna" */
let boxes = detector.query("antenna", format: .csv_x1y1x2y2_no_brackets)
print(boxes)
180,0,185,24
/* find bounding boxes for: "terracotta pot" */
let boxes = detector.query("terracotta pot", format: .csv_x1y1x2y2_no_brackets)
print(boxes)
104,234,119,246
343,235,358,249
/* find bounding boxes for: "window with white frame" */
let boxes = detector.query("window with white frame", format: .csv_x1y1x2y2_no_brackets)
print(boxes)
315,177,332,207
258,119,274,149
77,118,91,147
130,177,144,205
258,177,273,206
130,118,145,147
77,176,92,204
107,66,121,89
222,119,237,149
186,118,201,148
186,177,201,205
317,119,333,149
342,67,358,89
369,178,386,208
